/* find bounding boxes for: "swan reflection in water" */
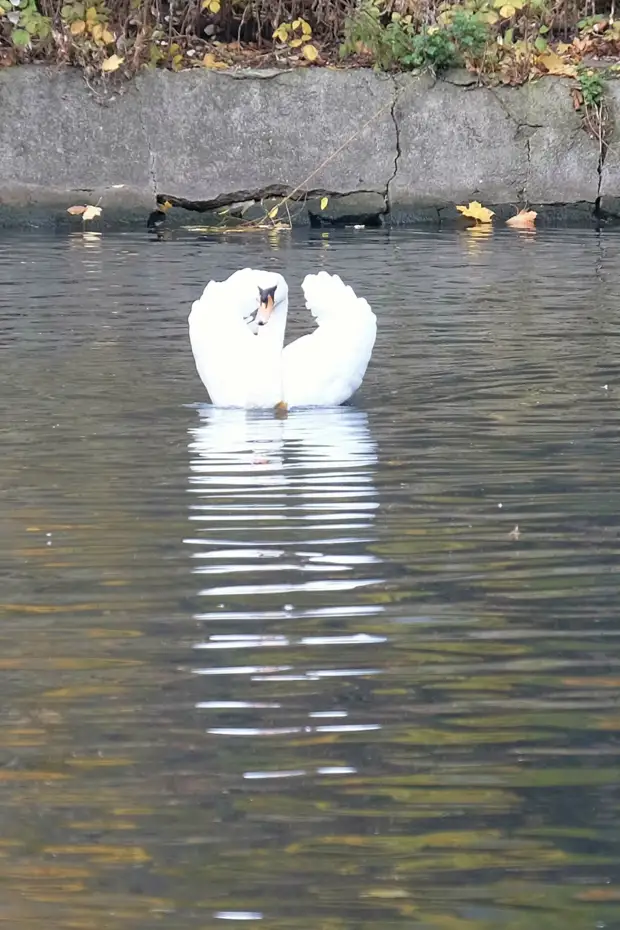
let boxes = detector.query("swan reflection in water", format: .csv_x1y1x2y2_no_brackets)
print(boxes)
185,407,386,778
185,404,383,613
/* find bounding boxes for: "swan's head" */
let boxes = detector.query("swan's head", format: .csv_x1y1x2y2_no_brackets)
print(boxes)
253,271,288,327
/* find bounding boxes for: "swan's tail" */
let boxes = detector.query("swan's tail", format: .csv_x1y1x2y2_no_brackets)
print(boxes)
301,271,373,325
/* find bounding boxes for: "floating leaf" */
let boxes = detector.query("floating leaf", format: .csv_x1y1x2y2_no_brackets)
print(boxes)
320,196,329,210
268,205,279,219
506,208,537,228
202,51,227,68
69,17,85,33
499,4,516,17
81,204,102,221
101,52,123,71
11,27,30,45
456,201,495,224
67,204,86,215
301,42,318,61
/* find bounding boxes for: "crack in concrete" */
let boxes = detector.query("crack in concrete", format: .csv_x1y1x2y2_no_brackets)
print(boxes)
386,76,403,215
136,94,157,199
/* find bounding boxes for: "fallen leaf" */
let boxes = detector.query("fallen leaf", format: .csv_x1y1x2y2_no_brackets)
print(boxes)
69,18,85,34
268,205,279,219
537,50,577,76
202,52,227,68
290,37,304,47
456,201,495,224
101,53,123,72
67,205,86,215
320,196,329,210
506,208,537,228
91,21,103,40
81,204,102,221
302,43,319,61
571,87,584,109
499,3,516,16
101,27,114,43
508,524,521,540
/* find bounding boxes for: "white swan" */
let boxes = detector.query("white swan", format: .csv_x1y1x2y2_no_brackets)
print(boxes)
188,268,377,408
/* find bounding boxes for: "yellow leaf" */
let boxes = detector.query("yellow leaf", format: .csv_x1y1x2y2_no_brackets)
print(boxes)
91,22,103,40
273,24,289,41
290,37,303,47
320,196,329,210
101,27,114,42
81,204,102,221
291,18,301,28
101,53,123,72
537,49,576,76
480,10,499,23
301,43,318,61
499,4,516,16
67,205,86,215
456,201,495,224
70,19,86,34
300,18,312,34
506,208,537,229
207,0,220,12
202,52,227,68
268,206,279,219
85,6,97,21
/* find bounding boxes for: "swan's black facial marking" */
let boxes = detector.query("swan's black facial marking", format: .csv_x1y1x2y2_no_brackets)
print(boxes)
257,284,277,325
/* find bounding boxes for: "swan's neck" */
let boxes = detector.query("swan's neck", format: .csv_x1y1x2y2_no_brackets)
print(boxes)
247,298,287,406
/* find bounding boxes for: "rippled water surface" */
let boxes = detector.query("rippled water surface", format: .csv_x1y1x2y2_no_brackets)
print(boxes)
2,226,620,929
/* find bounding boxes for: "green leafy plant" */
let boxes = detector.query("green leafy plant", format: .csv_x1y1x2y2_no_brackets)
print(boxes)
578,66,604,107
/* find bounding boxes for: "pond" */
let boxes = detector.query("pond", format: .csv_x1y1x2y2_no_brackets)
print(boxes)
1,225,620,930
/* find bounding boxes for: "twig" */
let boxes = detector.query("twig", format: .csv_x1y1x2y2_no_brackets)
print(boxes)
247,92,397,226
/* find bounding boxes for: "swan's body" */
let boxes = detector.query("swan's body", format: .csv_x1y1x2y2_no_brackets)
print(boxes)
188,268,376,408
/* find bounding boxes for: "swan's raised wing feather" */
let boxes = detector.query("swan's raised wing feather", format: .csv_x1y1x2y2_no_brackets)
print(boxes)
282,272,377,407
188,268,262,407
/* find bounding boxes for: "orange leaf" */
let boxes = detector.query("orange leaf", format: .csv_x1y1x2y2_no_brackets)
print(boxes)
506,208,537,229
67,205,86,215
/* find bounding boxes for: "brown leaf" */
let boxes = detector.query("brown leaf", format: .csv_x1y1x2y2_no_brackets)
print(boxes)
506,208,537,229
537,50,577,77
67,205,86,215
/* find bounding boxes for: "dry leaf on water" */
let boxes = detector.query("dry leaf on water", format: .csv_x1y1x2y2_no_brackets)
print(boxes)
82,205,102,221
67,205,86,215
506,208,537,229
456,201,495,224
320,196,329,210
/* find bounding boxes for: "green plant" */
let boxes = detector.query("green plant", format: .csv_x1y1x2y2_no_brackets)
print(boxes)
578,66,604,107
402,26,457,69
0,0,51,48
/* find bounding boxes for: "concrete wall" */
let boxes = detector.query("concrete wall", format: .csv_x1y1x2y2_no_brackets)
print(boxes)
0,64,617,226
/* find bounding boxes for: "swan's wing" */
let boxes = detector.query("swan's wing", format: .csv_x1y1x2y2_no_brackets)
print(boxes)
188,268,261,407
282,272,377,407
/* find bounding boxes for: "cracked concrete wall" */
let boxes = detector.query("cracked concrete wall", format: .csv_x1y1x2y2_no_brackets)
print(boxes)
0,64,608,224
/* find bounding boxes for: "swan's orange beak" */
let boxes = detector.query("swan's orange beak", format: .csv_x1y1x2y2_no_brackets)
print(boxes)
256,293,274,326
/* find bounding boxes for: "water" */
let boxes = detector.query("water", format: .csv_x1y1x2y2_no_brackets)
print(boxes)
2,225,620,930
